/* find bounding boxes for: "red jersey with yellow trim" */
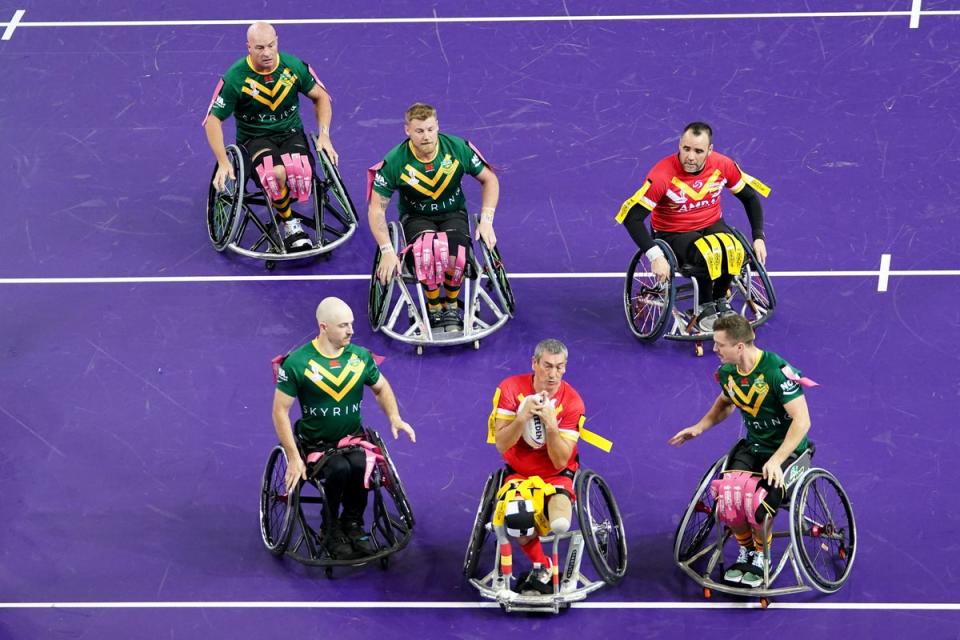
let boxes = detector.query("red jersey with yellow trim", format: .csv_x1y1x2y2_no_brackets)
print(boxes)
492,374,584,477
634,151,746,233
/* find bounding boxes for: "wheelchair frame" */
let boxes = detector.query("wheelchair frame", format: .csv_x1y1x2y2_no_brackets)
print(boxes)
206,135,358,268
464,468,627,613
367,216,515,354
623,226,776,355
258,428,414,577
673,441,857,606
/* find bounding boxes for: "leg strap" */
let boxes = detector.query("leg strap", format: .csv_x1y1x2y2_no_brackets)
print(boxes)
710,471,769,528
281,152,313,202
255,156,283,200
693,232,745,280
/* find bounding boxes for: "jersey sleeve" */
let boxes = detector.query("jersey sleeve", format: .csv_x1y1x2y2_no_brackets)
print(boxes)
718,155,746,194
771,361,806,404
493,378,520,423
276,357,299,397
557,390,585,442
361,349,382,387
288,55,317,95
207,76,239,122
460,137,487,177
634,166,667,212
371,158,398,198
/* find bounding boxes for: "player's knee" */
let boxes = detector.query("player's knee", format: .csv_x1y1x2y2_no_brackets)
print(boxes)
550,517,570,534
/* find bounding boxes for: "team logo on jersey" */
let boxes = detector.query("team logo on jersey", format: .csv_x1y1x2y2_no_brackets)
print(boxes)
305,357,364,402
725,374,769,417
277,367,289,382
214,95,225,108
405,167,420,186
440,156,453,169
374,172,388,188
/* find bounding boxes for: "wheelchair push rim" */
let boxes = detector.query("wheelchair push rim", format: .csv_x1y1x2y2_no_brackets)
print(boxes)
463,469,504,579
368,226,398,331
480,240,516,318
673,455,726,564
727,226,776,325
259,445,297,556
790,468,857,593
313,142,359,228
206,145,246,252
575,470,628,585
366,428,415,529
624,239,676,342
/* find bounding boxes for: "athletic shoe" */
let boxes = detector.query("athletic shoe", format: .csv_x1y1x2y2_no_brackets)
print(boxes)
715,298,736,316
723,545,753,583
283,218,312,251
342,519,376,556
739,550,766,588
323,524,360,560
427,309,444,332
441,307,462,332
519,562,554,596
695,301,720,332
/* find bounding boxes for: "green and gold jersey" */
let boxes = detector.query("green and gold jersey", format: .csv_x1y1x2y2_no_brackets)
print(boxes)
717,350,809,456
276,341,381,444
207,51,319,144
371,133,486,217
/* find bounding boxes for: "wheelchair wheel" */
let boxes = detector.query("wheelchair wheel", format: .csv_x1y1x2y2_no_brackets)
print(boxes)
259,445,297,556
575,470,628,585
480,240,516,317
790,468,857,593
727,227,776,324
463,468,504,579
368,249,395,331
366,428,415,529
314,143,358,227
673,455,726,564
623,239,676,341
205,145,245,252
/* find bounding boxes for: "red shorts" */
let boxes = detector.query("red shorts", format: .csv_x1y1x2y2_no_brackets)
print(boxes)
504,473,576,503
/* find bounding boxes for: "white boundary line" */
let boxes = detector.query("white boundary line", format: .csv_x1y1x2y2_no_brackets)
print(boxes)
878,254,892,292
3,10,960,28
1,8,25,39
1,600,959,611
910,0,923,28
0,269,958,285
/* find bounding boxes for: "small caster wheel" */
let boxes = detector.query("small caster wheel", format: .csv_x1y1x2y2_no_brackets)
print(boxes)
416,345,423,356
695,342,704,357
760,597,769,609
266,260,277,271
473,340,480,350
325,567,333,579
703,587,712,599
380,557,390,570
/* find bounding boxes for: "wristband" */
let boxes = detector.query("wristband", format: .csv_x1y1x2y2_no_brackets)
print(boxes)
379,243,395,255
645,245,665,262
481,208,495,223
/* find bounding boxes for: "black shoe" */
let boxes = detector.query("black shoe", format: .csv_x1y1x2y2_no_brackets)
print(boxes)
323,524,360,560
342,519,376,556
715,298,735,316
427,309,444,331
518,563,554,596
283,219,312,252
695,301,720,332
441,307,462,332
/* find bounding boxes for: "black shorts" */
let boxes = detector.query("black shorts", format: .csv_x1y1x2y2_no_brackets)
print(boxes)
241,129,315,189
400,211,472,270
725,440,800,510
653,219,733,272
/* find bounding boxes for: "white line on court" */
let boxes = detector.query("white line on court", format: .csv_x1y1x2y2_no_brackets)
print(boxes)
1,600,959,611
5,10,960,29
1,9,25,40
878,253,892,292
910,0,923,28
0,269,958,285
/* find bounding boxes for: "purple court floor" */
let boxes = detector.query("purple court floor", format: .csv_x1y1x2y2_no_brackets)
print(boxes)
1,1,959,638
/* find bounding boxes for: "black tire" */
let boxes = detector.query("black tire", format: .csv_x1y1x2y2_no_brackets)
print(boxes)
480,240,516,317
673,455,726,564
368,248,395,331
463,469,504,579
623,240,676,341
205,145,245,251
366,428,414,529
790,469,857,593
575,470,628,585
259,445,297,556
315,145,358,227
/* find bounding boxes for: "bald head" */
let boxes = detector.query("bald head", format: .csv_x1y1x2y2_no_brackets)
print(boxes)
316,297,353,326
246,22,278,72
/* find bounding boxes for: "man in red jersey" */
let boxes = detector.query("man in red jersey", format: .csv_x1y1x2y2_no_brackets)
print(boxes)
618,122,769,323
489,339,585,594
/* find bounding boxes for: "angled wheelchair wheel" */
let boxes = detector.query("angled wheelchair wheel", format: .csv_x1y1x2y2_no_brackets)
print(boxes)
368,224,401,331
463,468,504,579
259,445,298,556
790,468,857,593
673,455,726,564
205,145,245,252
575,470,628,585
366,428,415,529
480,241,516,317
624,239,676,341
314,143,359,227
727,227,776,324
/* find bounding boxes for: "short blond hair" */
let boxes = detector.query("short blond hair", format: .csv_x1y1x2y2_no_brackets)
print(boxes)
405,103,437,124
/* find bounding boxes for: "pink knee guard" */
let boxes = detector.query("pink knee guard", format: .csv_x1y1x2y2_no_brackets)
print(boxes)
710,471,769,529
281,152,312,202
447,244,466,287
255,156,283,200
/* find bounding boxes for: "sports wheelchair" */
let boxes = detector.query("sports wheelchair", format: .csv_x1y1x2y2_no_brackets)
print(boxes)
673,440,857,607
258,427,414,577
463,468,627,613
206,134,358,269
624,226,776,356
367,215,515,354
